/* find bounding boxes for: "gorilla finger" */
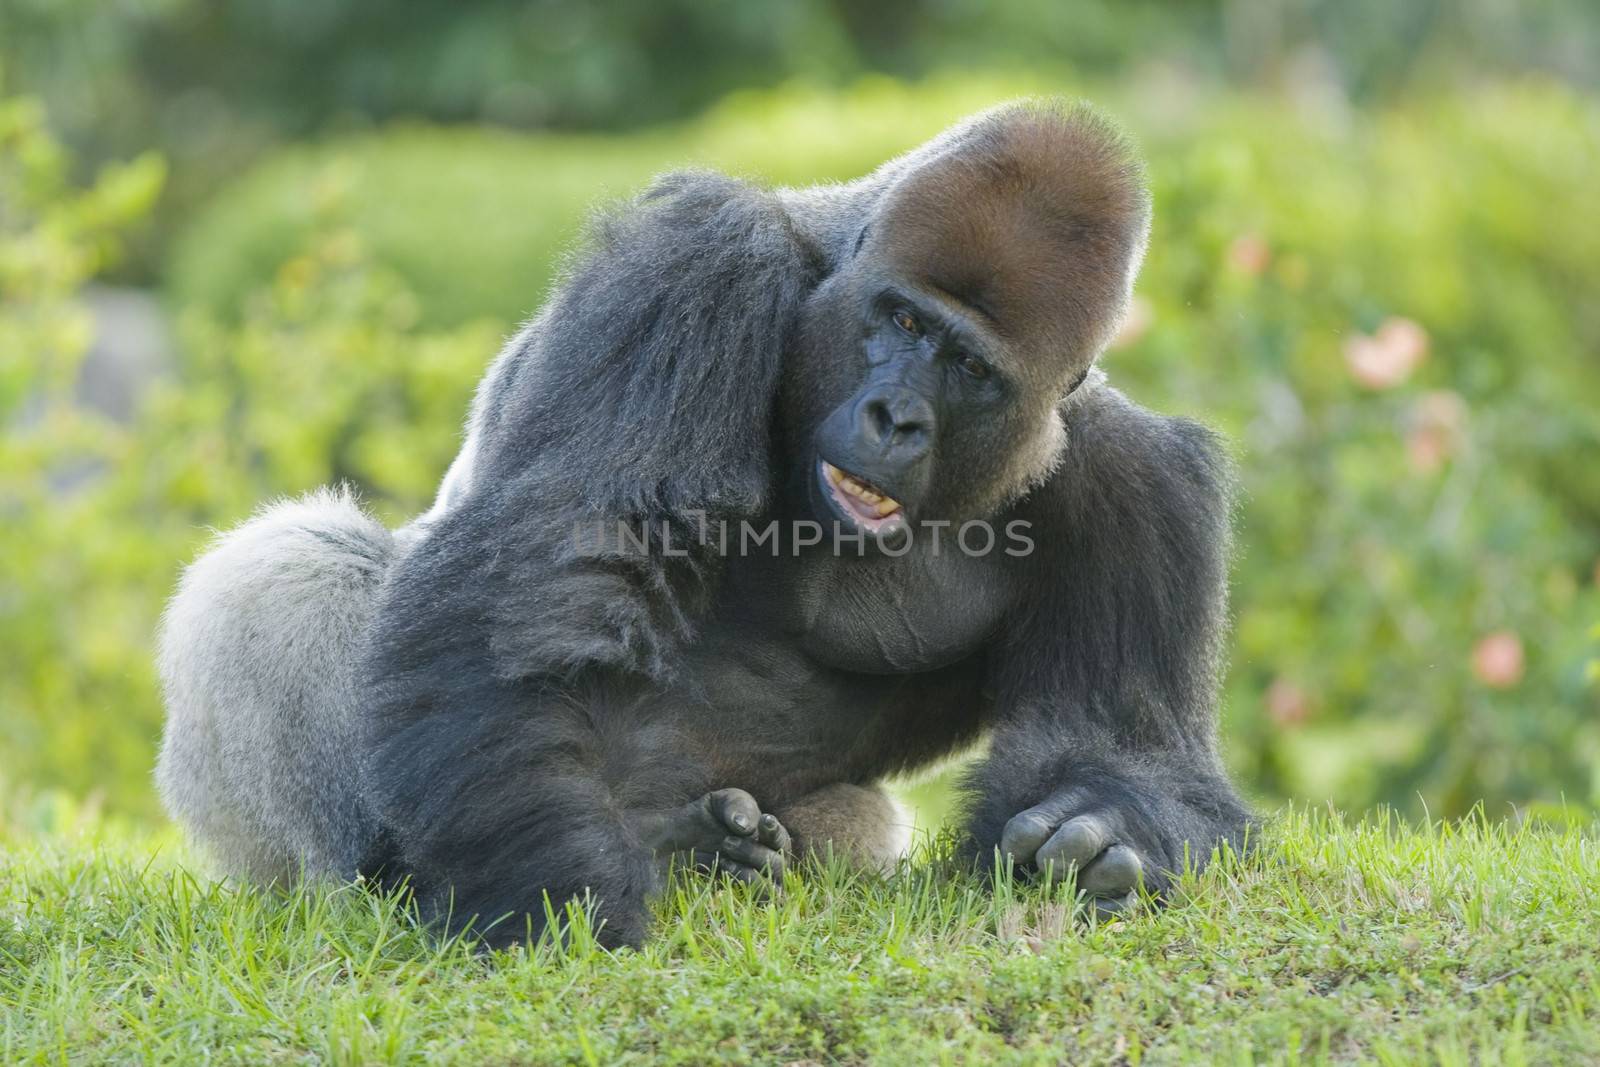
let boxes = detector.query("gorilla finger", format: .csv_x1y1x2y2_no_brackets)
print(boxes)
722,863,762,886
717,835,786,876
757,812,792,852
1000,791,1087,866
1078,844,1142,896
1090,892,1137,919
723,863,781,900
1035,814,1111,876
1000,813,1054,867
706,788,761,837
690,850,761,884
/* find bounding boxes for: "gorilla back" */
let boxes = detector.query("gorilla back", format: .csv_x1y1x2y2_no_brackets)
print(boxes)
157,100,1251,947
157,488,395,882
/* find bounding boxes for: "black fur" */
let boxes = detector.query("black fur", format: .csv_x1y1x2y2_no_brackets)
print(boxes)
356,101,1251,948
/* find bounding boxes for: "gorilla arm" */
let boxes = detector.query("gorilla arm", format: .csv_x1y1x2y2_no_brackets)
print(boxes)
361,172,816,947
961,384,1253,908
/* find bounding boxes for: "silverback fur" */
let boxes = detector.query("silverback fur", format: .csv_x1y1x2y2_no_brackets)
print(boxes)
157,487,392,883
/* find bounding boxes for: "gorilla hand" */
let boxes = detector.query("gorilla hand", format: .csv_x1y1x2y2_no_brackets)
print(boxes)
998,781,1207,916
630,788,791,885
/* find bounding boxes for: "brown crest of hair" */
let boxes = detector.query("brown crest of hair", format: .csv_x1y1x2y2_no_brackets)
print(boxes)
872,100,1152,384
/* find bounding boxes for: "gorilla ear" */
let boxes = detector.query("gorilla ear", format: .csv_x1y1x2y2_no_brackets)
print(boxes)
874,99,1151,362
494,171,819,521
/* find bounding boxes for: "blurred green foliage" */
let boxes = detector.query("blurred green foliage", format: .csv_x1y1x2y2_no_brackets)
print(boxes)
1,96,168,816
167,75,1056,328
10,1,1597,148
3,73,1598,824
7,0,1600,286
1,97,500,815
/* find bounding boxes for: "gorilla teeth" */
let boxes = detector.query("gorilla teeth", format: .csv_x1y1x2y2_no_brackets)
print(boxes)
823,461,903,518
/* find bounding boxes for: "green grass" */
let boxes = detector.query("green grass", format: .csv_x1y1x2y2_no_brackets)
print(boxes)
2,808,1597,1065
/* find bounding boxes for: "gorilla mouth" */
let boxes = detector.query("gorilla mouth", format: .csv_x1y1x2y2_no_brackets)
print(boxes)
819,460,905,532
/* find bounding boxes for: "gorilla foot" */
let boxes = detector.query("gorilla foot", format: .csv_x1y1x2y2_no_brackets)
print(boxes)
630,788,792,885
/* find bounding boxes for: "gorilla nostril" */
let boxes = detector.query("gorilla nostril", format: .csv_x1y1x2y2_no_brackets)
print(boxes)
889,424,928,457
892,412,929,440
866,399,897,442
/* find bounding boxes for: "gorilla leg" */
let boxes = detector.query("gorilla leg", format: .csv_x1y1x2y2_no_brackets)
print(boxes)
363,648,804,947
156,487,392,884
772,783,911,871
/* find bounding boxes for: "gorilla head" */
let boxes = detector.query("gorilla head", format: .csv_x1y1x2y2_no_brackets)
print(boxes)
787,105,1152,545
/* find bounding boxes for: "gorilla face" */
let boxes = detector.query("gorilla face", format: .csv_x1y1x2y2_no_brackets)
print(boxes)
787,247,1082,549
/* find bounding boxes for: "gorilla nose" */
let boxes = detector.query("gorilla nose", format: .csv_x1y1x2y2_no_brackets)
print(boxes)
857,388,934,459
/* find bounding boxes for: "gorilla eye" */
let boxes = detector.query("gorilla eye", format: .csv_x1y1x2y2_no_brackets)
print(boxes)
956,352,991,380
892,310,922,336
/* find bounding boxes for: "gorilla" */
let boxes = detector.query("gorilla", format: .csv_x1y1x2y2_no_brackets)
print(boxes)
157,100,1251,948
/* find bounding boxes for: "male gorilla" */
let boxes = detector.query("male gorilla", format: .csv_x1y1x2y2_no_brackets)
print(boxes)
157,100,1251,948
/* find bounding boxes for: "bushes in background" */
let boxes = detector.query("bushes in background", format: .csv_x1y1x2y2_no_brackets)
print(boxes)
165,75,1054,328
0,98,498,816
1125,84,1600,814
1,97,168,817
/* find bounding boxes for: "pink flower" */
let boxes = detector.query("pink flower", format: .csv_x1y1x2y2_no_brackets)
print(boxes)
1344,316,1430,390
1471,631,1525,689
1265,677,1311,727
1405,390,1468,474
1226,234,1271,277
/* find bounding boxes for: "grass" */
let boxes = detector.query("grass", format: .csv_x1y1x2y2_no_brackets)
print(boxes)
2,806,1597,1065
